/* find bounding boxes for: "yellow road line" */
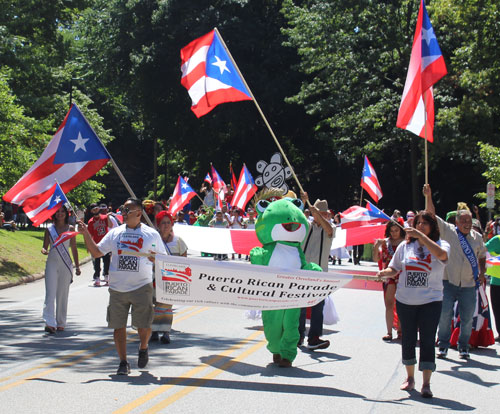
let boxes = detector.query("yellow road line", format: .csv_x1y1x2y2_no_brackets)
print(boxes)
0,340,136,392
114,330,263,414
0,306,206,387
144,336,267,413
0,339,112,384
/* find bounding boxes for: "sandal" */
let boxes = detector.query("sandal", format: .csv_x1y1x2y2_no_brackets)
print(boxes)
44,326,56,334
382,334,393,341
400,377,415,391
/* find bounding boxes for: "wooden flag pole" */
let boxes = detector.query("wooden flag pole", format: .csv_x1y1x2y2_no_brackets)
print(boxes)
359,187,364,206
214,28,310,206
423,92,429,210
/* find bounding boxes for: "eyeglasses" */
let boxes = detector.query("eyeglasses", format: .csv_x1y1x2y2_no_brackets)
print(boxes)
123,206,141,214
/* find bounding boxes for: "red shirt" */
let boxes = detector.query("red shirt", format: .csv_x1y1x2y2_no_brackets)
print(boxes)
87,215,109,243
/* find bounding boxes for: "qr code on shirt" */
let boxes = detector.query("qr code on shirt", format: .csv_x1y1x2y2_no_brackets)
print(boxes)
118,255,139,272
406,271,428,288
164,282,189,296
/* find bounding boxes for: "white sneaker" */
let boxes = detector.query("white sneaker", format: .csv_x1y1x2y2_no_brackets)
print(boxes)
93,279,101,287
103,275,109,285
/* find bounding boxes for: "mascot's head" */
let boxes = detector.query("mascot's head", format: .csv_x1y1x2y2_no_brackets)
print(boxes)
253,188,309,246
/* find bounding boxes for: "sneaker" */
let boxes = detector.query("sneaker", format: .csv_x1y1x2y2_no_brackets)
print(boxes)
307,337,330,350
138,348,149,368
149,331,159,343
103,275,109,286
93,278,101,287
459,348,470,360
437,347,448,358
160,332,171,344
117,360,130,375
297,336,305,347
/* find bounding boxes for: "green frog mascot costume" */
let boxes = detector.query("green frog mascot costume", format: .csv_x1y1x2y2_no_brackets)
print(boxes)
250,189,322,367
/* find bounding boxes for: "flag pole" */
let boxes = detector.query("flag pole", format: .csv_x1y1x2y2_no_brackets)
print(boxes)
424,92,429,209
214,28,310,205
364,198,405,231
359,187,364,206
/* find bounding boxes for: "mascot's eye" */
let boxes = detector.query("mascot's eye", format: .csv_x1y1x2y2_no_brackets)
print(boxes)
256,200,270,213
291,198,304,211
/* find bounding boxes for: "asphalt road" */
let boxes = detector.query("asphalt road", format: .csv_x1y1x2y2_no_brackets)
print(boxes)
0,258,499,414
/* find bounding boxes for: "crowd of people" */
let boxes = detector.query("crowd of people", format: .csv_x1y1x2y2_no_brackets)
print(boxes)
3,179,496,397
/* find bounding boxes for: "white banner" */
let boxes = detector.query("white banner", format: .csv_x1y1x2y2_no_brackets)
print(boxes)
154,255,352,310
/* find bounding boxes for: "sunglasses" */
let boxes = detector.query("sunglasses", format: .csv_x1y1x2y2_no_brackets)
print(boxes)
123,206,141,214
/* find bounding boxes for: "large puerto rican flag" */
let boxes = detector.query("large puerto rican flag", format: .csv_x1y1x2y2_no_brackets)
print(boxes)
180,29,253,117
168,176,197,217
360,156,383,203
3,104,110,225
396,0,447,142
340,203,391,229
232,164,257,211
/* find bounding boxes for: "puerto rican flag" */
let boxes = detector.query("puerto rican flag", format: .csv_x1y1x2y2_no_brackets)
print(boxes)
396,0,447,142
487,256,500,266
360,156,383,203
28,181,70,226
340,203,390,229
180,29,252,117
211,165,226,194
168,176,197,217
53,231,79,248
204,173,213,185
3,104,110,226
232,164,257,211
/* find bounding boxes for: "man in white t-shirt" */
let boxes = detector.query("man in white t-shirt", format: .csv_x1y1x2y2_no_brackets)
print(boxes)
78,197,166,375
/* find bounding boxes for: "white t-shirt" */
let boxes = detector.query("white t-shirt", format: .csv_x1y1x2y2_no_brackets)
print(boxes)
269,243,302,269
389,239,450,305
98,224,167,292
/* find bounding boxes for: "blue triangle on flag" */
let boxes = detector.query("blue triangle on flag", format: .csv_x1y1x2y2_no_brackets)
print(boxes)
54,105,110,164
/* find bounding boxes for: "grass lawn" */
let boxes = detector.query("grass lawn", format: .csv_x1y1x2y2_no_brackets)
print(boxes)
0,228,89,285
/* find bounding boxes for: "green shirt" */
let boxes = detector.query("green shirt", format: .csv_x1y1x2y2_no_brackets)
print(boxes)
485,236,500,286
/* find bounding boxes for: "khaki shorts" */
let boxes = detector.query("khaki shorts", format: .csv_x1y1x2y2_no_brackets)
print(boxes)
107,283,154,329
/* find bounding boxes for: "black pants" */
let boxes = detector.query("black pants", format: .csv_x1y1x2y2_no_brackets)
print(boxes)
491,284,500,337
93,253,111,279
299,300,325,340
353,245,364,264
396,300,442,372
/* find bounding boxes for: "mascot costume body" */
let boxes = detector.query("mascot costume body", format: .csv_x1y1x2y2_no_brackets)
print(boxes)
250,189,322,367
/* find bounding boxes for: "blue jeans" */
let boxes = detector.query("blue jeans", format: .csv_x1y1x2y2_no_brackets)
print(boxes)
299,300,325,340
396,300,442,372
438,280,476,350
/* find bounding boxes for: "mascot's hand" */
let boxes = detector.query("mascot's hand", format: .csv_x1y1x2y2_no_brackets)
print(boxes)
249,247,267,265
302,262,322,272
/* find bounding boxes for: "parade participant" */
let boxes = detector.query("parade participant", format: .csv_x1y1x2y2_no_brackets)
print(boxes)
423,185,487,360
41,205,81,334
243,208,257,229
405,211,415,228
486,235,500,342
0,204,17,231
298,194,335,350
377,210,449,398
250,189,322,367
374,221,405,341
87,203,113,286
150,211,188,344
209,210,229,261
200,182,216,208
78,197,167,375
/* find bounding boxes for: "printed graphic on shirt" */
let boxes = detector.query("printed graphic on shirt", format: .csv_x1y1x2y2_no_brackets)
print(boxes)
405,248,432,288
116,232,144,272
92,220,108,236
118,255,139,272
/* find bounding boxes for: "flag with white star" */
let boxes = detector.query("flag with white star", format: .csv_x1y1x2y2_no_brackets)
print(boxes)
26,182,71,226
396,0,447,142
167,176,197,217
180,29,253,117
3,104,111,226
